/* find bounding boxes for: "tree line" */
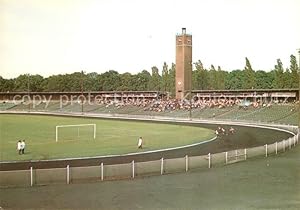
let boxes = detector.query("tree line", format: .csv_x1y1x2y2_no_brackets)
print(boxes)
0,55,299,96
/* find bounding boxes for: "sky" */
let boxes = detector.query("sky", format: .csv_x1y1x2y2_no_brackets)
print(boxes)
1,0,300,79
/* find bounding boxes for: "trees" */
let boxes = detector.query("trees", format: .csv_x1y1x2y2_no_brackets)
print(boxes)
192,60,209,90
168,63,176,96
273,59,285,89
44,75,60,91
28,75,44,92
283,68,292,88
12,74,44,92
161,62,169,92
148,66,161,91
67,72,86,91
85,72,100,91
225,70,244,89
0,76,14,92
119,72,135,91
289,54,299,88
243,57,256,89
208,65,217,90
14,74,31,92
255,70,273,89
216,66,226,90
100,70,121,91
0,55,297,92
135,70,151,91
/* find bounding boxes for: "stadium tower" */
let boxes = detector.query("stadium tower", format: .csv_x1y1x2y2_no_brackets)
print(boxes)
175,28,192,99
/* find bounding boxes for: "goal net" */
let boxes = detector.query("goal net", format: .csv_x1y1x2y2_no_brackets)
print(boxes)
55,124,96,142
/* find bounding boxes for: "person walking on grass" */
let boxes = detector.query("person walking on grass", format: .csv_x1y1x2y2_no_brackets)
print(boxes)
17,140,22,155
138,137,143,149
20,140,26,154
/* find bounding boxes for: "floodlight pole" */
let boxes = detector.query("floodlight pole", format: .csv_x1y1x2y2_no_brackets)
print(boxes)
185,89,192,120
27,74,30,112
81,70,84,113
189,89,192,120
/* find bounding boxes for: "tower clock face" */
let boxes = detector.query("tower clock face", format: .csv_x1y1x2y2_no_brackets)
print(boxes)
177,81,182,85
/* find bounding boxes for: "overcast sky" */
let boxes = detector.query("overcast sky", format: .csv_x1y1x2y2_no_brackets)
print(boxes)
1,0,300,79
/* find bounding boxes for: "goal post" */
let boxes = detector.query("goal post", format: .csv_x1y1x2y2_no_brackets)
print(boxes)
56,124,96,142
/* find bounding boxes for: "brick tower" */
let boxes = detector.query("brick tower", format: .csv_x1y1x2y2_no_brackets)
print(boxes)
176,28,192,99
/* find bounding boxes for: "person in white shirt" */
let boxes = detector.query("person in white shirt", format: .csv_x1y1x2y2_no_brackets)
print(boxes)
17,140,22,155
137,137,143,149
20,140,26,154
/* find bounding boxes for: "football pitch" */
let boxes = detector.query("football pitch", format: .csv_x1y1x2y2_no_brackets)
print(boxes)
0,114,215,162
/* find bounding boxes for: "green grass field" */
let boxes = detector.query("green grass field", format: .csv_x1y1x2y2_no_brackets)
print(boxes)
0,114,215,161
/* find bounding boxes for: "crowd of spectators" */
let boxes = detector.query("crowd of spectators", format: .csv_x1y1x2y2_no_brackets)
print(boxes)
96,97,293,113
145,98,241,112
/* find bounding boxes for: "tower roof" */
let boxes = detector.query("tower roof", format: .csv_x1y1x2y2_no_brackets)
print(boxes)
176,28,191,36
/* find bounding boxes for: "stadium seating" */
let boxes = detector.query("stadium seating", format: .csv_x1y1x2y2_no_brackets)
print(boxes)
1,100,298,126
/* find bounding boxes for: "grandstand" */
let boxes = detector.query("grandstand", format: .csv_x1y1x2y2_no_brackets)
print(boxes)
0,90,298,125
